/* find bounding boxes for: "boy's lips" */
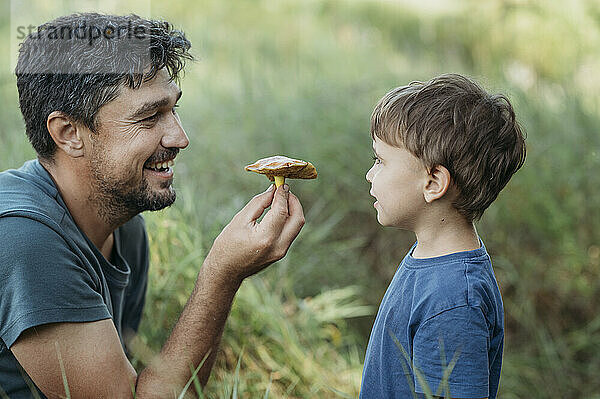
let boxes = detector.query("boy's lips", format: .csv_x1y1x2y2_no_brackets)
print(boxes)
370,190,379,208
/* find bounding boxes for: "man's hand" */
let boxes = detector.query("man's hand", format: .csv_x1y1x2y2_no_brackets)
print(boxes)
204,183,305,283
136,183,306,395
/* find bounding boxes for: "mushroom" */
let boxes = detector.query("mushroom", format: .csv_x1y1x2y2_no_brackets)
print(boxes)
245,155,318,187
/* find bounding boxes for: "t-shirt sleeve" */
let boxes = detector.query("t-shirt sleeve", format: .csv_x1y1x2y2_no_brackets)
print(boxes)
412,305,490,398
0,216,111,348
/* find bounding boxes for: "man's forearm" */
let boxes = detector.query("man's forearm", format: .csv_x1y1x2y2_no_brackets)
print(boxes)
135,257,241,397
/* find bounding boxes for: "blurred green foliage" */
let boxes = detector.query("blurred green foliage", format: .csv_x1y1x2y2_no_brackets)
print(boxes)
1,0,600,397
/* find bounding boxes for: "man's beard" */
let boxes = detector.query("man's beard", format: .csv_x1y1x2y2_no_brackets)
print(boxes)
89,154,177,226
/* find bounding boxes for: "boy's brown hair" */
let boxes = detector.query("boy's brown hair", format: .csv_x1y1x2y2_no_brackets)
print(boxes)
371,74,526,222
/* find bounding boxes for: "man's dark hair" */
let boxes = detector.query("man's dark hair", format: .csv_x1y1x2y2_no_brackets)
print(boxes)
371,74,526,222
15,13,193,161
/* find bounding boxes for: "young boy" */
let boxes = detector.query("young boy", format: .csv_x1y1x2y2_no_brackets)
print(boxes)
361,74,526,399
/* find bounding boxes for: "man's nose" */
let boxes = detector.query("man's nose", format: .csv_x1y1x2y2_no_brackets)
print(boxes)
162,116,189,150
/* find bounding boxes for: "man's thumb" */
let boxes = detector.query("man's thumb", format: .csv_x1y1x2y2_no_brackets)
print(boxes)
270,184,290,218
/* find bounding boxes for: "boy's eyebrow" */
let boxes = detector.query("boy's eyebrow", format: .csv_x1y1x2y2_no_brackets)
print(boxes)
129,89,183,119
372,146,381,157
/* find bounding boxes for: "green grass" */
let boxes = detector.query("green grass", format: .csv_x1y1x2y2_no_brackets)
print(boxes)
2,0,600,397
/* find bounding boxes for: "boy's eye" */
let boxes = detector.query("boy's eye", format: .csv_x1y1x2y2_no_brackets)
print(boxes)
372,156,381,164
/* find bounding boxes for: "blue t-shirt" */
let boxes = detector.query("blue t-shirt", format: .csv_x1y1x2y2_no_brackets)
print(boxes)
360,241,504,399
0,160,150,398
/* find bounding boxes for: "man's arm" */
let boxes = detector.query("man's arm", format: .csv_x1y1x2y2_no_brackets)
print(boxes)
11,184,305,398
11,320,138,398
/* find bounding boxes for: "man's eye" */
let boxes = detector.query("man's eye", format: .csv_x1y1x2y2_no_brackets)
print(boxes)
140,105,178,124
141,113,159,123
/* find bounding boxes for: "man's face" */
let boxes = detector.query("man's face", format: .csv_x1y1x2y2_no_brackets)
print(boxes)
365,136,428,229
86,68,189,223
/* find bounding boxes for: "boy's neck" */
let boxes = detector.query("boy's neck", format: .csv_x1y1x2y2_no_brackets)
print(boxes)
412,213,480,259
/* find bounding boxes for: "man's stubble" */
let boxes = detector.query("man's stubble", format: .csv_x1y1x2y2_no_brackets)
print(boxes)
87,143,177,226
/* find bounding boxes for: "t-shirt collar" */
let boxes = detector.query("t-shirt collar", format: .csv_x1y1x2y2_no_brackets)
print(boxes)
404,237,487,268
22,159,60,198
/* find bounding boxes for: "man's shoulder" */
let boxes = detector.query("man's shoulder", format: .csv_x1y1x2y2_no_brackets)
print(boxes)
0,159,57,193
0,216,75,282
0,160,64,224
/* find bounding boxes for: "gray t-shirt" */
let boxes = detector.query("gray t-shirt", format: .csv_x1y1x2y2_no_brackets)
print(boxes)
0,160,150,398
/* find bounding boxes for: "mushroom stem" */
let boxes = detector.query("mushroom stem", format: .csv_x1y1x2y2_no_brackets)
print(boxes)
274,176,285,188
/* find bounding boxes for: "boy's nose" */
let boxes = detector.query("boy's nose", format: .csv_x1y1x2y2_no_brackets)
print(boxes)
366,166,373,183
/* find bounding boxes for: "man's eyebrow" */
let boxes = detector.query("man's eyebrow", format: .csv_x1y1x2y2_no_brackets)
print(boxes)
129,89,182,120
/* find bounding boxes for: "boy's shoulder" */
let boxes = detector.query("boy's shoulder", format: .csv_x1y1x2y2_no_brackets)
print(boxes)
391,241,501,322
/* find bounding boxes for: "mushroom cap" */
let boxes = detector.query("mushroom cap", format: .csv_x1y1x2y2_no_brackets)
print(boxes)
245,155,318,181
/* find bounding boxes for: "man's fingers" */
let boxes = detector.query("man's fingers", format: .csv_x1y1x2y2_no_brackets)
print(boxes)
239,185,275,222
271,184,290,217
259,184,290,236
276,191,305,250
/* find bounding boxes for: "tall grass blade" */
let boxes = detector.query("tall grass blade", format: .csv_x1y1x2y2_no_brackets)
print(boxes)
177,350,211,399
439,346,461,398
325,385,355,398
231,347,244,399
0,384,10,399
55,342,70,399
389,330,432,399
263,373,273,399
192,366,204,399
18,364,41,399
435,338,449,398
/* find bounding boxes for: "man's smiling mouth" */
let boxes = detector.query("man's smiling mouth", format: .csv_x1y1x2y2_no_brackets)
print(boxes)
143,148,179,173
145,159,175,172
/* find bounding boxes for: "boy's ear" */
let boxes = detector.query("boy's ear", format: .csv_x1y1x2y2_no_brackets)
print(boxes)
46,111,86,158
423,164,451,203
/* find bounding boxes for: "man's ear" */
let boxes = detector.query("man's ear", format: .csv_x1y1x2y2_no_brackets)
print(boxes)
46,111,85,158
423,165,451,203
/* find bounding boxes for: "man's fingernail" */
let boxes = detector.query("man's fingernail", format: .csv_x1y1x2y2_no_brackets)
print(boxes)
283,184,290,192
266,185,274,192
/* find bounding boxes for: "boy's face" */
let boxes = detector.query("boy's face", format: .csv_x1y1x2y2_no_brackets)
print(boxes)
365,136,428,229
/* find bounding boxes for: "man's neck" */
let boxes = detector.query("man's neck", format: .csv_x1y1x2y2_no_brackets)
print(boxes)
412,211,479,259
41,159,116,259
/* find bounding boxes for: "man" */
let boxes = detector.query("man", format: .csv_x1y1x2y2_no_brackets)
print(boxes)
0,13,305,398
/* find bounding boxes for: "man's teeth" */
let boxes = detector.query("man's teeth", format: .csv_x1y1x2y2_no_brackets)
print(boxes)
146,160,175,170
